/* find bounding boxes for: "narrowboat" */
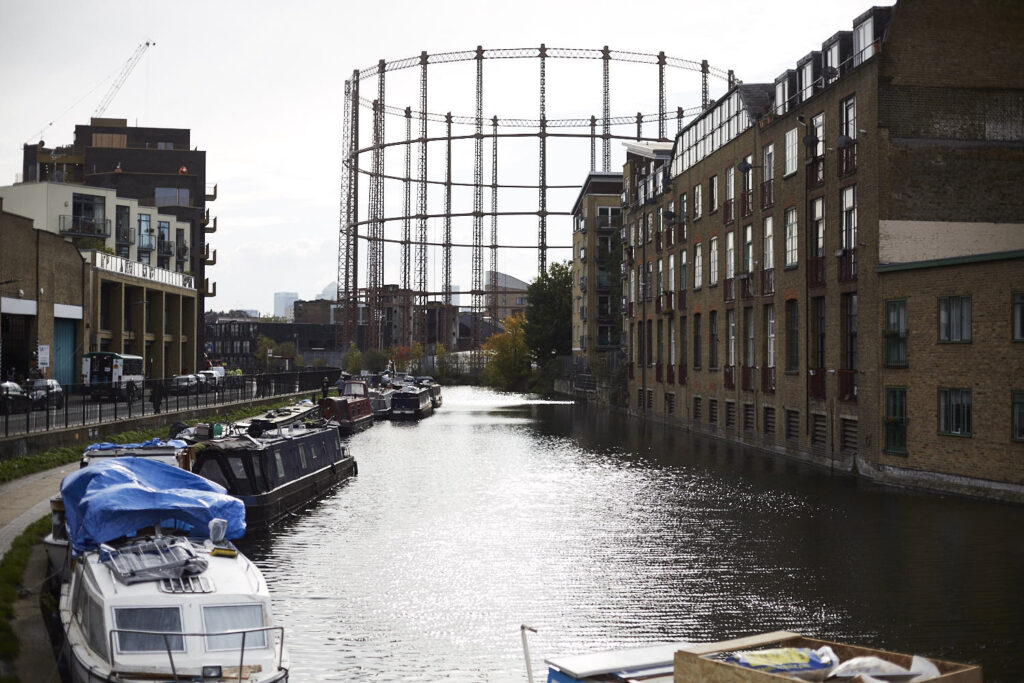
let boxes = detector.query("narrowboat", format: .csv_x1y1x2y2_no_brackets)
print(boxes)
188,422,356,530
320,381,374,435
416,376,443,409
390,384,433,420
233,399,318,432
57,457,290,682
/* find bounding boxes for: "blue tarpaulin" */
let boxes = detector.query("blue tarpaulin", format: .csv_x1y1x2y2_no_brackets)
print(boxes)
61,457,246,554
84,438,188,451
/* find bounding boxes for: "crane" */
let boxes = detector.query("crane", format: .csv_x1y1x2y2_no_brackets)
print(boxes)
92,40,155,118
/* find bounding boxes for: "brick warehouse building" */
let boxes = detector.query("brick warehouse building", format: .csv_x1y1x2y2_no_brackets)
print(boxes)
622,0,1024,501
22,118,217,371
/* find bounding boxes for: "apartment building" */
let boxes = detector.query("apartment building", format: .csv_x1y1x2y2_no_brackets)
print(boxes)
622,0,1024,501
570,171,624,367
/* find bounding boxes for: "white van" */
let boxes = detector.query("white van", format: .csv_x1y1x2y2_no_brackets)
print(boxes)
200,366,226,390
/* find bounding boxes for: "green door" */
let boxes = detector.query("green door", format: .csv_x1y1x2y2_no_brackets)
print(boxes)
54,319,76,386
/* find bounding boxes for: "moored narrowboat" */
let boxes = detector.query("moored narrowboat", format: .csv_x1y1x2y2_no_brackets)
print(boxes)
390,384,433,420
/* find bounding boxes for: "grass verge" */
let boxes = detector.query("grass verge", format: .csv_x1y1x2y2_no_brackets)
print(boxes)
0,515,50,682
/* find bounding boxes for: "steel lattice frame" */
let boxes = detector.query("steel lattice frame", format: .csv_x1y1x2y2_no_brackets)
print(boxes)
336,46,734,354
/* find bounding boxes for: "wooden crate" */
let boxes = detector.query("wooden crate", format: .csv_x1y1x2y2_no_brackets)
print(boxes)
673,631,982,682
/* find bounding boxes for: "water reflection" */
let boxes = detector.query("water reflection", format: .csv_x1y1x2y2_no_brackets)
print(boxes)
240,386,1024,682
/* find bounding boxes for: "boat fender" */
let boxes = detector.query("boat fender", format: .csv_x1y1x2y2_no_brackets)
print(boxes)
353,460,358,476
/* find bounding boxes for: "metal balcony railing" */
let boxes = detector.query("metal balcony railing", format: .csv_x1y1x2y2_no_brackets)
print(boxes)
596,215,621,230
741,365,755,392
809,369,826,399
176,244,189,260
662,290,675,313
761,366,776,393
655,362,663,383
724,365,736,390
677,290,687,312
838,369,857,403
627,302,634,319
806,157,825,189
761,268,775,296
724,278,735,302
60,215,111,238
838,247,858,282
676,218,687,244
654,232,662,253
723,198,735,224
655,296,662,314
667,364,675,385
137,233,156,251
116,226,135,245
838,143,857,177
760,179,774,209
808,256,825,288
741,189,753,218
628,362,634,379
739,274,756,299
677,363,687,386
157,239,174,257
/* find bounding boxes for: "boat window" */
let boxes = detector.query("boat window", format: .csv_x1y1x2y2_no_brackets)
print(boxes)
228,456,248,481
197,458,230,489
203,604,266,650
114,607,184,652
274,451,286,483
297,443,309,470
82,589,108,659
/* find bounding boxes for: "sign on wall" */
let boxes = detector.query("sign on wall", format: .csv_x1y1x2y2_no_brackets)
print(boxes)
38,344,51,369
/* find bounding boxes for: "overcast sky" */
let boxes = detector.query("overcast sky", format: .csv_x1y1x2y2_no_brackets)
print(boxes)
0,0,888,314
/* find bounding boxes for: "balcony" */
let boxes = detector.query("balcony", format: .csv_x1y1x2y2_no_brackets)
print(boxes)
724,278,735,302
620,262,628,280
838,247,858,283
677,289,686,312
724,365,736,390
59,215,111,238
761,268,775,296
578,306,587,322
157,239,174,257
596,215,620,231
625,246,634,264
738,273,756,299
655,295,662,314
838,143,857,177
760,179,774,209
627,301,634,319
676,219,687,244
838,369,857,403
809,369,826,400
667,364,675,385
205,183,218,202
741,189,753,218
137,232,156,252
677,363,687,386
665,226,675,249
176,243,189,260
741,365,755,392
579,277,587,294
596,275,611,291
597,334,617,348
808,256,825,287
116,226,135,245
660,290,674,313
761,366,776,394
723,198,735,224
806,157,825,189
656,362,663,383
202,244,217,266
654,232,662,253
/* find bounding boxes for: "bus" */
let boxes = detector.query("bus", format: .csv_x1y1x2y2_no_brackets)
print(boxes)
81,352,144,401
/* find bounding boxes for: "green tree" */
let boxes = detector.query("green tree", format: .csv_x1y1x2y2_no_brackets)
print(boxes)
345,342,362,374
364,347,389,372
434,342,447,379
482,315,530,388
410,341,424,373
525,260,572,362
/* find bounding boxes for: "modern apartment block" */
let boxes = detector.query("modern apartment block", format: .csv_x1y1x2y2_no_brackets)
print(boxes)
570,172,624,367
22,118,217,370
484,271,529,323
0,184,198,382
621,0,1024,501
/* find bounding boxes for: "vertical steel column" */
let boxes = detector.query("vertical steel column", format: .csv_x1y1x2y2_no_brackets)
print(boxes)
489,115,499,328
442,112,453,345
728,69,736,89
337,79,352,348
415,52,429,346
590,115,596,173
368,59,386,349
636,112,642,141
343,72,360,346
677,106,684,133
658,51,667,140
472,46,484,353
602,45,611,172
537,44,548,277
402,107,413,346
701,59,710,109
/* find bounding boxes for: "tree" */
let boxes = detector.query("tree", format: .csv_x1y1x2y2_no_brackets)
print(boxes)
390,345,411,372
482,315,531,388
434,342,447,379
345,342,362,374
410,341,424,374
364,348,389,372
525,260,572,361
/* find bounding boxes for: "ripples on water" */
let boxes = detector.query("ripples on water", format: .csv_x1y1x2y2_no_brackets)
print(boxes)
240,386,1024,681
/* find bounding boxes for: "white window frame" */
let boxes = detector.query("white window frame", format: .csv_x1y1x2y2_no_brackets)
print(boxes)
766,304,776,367
709,237,719,286
763,216,774,270
842,185,857,249
694,243,703,289
679,250,688,291
763,143,775,181
785,208,799,266
725,232,735,280
743,224,754,273
785,128,799,176
693,184,703,219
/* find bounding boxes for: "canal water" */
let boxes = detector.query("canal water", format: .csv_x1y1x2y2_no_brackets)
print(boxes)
240,386,1024,681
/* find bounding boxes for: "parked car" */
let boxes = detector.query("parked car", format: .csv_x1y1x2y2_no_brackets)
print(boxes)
201,366,226,390
0,381,32,414
168,374,199,395
24,378,64,409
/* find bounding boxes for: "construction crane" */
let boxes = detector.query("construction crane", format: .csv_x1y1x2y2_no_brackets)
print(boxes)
92,40,155,118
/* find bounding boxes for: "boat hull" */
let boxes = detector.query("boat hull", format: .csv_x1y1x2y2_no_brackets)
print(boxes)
239,455,357,530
